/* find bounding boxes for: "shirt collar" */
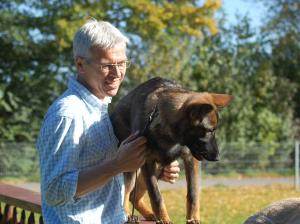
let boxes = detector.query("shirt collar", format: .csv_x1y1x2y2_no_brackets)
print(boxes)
68,76,112,112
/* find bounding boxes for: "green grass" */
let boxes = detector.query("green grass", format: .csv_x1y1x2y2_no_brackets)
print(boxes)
158,184,299,224
201,170,294,179
1,181,298,224
175,169,294,181
0,174,40,183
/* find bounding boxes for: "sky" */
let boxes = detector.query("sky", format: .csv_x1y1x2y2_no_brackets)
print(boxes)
221,0,267,28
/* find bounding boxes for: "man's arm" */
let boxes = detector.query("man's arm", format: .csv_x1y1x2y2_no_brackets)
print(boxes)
39,114,146,206
76,132,146,198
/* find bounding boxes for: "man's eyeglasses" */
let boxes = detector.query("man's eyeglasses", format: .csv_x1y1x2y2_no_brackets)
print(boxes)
86,59,131,73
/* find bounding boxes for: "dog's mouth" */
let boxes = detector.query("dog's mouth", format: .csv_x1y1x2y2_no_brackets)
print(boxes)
188,138,219,162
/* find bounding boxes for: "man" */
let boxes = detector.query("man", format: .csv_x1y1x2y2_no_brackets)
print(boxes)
37,19,180,224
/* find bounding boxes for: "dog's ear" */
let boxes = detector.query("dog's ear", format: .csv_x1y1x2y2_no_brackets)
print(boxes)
210,94,233,109
187,104,214,123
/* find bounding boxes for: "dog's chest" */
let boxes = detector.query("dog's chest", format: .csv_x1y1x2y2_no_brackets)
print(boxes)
146,140,184,165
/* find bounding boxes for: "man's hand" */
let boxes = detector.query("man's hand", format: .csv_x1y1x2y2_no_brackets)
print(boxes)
115,131,147,172
159,160,180,184
76,131,146,198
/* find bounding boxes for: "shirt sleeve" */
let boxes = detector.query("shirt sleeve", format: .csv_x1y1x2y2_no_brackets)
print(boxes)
37,113,84,207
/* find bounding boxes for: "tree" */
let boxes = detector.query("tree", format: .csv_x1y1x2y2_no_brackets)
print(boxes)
0,0,67,141
187,14,295,173
259,0,300,137
0,0,221,141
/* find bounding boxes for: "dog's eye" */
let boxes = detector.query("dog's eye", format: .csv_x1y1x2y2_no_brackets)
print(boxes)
205,128,216,133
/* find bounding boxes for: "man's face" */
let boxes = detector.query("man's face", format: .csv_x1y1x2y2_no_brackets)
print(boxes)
76,44,127,100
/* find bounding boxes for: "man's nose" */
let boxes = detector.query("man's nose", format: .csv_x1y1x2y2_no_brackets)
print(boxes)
110,65,121,77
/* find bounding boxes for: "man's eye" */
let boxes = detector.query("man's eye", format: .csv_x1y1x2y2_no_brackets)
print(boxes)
118,62,126,67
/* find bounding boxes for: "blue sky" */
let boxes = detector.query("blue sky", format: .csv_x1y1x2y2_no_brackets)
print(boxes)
221,0,267,28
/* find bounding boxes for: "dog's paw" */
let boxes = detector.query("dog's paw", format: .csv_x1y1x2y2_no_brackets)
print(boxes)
186,220,200,224
124,215,140,224
143,214,156,221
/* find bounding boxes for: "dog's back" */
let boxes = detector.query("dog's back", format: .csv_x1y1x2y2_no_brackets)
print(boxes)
111,77,182,142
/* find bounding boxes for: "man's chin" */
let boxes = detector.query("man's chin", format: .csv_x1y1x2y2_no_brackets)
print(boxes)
104,80,122,97
105,88,119,97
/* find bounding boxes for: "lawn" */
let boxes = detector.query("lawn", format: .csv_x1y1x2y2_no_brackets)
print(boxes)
1,182,299,224
151,184,299,224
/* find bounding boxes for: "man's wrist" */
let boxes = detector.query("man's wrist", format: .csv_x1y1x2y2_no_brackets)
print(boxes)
111,154,125,174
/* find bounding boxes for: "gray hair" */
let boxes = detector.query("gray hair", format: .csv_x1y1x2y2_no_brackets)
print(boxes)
73,19,129,59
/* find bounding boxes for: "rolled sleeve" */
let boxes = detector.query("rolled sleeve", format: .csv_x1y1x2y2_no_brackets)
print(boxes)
37,113,84,207
45,170,79,206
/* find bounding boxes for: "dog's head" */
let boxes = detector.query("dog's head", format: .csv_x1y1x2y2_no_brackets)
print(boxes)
163,92,233,161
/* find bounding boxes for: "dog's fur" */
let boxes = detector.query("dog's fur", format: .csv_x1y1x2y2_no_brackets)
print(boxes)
243,198,300,224
110,77,233,223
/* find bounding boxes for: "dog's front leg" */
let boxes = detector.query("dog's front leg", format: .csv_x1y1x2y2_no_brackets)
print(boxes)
142,161,171,224
129,172,156,221
124,172,136,217
183,154,200,224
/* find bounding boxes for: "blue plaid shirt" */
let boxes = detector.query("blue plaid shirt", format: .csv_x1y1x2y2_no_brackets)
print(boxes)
37,76,126,224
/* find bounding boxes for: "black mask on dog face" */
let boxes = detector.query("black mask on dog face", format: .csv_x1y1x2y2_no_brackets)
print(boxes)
183,127,219,161
179,104,220,161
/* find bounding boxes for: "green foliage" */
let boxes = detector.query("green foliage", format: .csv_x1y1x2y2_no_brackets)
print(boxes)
0,1,67,141
259,0,300,131
0,142,39,180
171,14,296,169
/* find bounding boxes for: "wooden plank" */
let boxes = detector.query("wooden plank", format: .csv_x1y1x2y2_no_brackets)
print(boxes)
20,210,26,224
39,215,44,224
0,184,41,213
12,206,18,224
28,212,35,224
4,204,13,223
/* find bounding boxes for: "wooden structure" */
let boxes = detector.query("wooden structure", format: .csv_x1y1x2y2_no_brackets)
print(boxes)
0,183,43,223
0,183,155,224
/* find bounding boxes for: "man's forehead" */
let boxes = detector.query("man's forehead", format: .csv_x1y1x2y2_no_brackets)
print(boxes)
91,45,127,62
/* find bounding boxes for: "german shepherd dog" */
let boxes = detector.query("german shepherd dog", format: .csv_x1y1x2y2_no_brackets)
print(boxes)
110,77,233,224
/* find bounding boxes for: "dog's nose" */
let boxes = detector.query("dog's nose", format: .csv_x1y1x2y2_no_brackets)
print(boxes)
214,152,220,161
205,155,219,161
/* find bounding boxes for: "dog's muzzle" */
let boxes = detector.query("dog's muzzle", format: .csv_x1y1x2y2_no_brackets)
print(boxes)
188,136,219,161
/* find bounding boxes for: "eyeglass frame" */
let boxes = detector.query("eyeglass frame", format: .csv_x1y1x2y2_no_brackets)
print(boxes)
83,57,131,73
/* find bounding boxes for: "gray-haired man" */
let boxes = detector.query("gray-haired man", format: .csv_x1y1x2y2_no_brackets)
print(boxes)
37,19,180,224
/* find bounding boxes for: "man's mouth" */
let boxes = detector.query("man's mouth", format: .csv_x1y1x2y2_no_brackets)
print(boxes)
105,80,119,89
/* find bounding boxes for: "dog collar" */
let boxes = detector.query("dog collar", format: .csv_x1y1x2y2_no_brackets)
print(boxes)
140,105,159,136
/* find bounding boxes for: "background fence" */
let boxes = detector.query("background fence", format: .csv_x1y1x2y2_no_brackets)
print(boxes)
199,140,300,190
0,142,39,181
0,141,299,189
201,141,294,175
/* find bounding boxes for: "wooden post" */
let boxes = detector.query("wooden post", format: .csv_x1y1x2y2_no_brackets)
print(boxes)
295,140,300,191
0,184,42,224
20,210,26,224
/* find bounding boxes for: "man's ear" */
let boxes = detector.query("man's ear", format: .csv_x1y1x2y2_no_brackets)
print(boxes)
210,94,234,109
75,56,87,75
